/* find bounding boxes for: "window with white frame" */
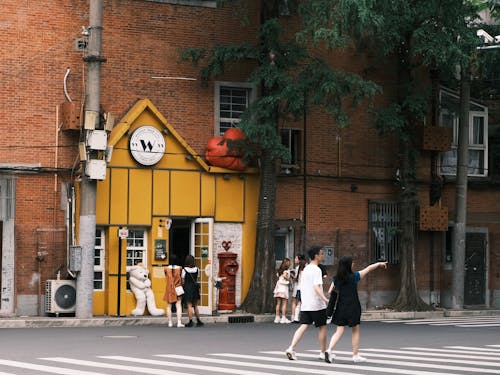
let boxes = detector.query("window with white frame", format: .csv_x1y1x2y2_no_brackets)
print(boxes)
439,89,488,177
94,229,105,290
274,227,294,268
280,128,301,174
126,230,147,268
215,82,255,136
0,178,15,220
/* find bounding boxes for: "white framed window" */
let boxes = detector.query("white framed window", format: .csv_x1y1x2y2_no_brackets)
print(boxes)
0,178,15,220
214,82,256,136
126,229,147,269
280,128,301,174
274,227,294,268
439,89,488,177
94,229,105,290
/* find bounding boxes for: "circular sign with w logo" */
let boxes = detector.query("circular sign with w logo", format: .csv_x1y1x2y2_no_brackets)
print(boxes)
129,125,166,166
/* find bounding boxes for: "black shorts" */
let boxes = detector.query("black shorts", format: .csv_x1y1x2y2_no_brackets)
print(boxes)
299,309,327,327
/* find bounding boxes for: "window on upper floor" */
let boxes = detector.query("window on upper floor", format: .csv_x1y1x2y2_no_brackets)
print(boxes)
439,89,488,177
215,82,256,136
280,128,301,175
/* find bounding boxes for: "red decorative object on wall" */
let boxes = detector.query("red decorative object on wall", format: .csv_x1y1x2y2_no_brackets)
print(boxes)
205,128,248,171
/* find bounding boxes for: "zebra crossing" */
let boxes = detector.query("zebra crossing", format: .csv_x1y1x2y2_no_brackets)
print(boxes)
0,345,497,375
381,315,500,328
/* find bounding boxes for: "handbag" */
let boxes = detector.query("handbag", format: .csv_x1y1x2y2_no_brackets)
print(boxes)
326,289,338,318
175,285,184,296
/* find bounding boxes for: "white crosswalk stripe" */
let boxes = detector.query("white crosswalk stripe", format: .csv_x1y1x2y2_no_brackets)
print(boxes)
0,344,497,375
382,316,500,328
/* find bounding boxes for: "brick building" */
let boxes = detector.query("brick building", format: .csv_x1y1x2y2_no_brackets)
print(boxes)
0,0,498,316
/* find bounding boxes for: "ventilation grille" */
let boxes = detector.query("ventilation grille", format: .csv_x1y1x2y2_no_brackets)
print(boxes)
228,315,254,324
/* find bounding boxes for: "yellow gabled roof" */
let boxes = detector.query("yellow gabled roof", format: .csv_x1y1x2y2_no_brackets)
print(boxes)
108,98,211,172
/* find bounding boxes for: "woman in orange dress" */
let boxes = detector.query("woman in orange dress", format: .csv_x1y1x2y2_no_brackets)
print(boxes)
164,254,184,327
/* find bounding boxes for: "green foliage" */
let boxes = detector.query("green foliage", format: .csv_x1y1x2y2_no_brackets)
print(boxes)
180,14,379,161
297,0,383,48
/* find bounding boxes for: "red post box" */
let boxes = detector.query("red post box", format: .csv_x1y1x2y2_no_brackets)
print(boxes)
217,251,239,311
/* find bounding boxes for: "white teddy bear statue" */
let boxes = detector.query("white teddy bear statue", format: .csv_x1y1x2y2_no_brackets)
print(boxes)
128,264,164,316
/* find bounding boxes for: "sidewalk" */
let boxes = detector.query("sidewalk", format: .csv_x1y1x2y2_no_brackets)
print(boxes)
0,308,499,329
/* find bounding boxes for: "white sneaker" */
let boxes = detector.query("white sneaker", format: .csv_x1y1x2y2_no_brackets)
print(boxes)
325,350,335,363
353,354,366,363
177,322,185,328
280,317,291,324
168,321,173,327
285,348,296,360
274,316,280,323
318,352,325,360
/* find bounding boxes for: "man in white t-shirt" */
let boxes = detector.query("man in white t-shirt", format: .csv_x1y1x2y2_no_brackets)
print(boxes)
285,246,330,361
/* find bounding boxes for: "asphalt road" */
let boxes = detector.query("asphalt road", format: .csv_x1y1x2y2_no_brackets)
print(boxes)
0,316,499,374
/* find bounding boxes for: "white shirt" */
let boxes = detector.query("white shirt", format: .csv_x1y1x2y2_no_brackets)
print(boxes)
299,263,326,311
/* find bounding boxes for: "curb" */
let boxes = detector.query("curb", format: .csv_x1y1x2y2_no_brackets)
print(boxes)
0,309,498,329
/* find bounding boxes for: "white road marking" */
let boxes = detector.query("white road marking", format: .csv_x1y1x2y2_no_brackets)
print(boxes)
0,359,109,375
101,355,281,375
40,357,196,375
157,354,366,375
363,348,500,361
217,352,458,375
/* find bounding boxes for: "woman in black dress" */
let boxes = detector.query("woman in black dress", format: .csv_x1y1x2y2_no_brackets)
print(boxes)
182,255,204,327
325,256,387,363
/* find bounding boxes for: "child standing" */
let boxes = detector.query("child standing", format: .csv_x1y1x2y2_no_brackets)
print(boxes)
182,254,204,327
273,257,292,323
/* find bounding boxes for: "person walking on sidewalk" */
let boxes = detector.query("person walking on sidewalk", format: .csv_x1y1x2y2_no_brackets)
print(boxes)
285,247,329,361
273,257,292,323
163,254,184,328
325,256,388,363
182,254,204,327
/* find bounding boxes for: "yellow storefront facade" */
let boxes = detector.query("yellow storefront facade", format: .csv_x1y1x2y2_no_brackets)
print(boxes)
85,99,259,316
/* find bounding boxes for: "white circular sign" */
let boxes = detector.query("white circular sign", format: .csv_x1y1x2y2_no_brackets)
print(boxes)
129,126,165,166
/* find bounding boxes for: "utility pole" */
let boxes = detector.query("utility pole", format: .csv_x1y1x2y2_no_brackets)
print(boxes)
77,0,105,318
451,64,470,310
451,29,500,309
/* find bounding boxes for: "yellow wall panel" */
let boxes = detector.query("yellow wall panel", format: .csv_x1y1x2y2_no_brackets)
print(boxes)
201,173,215,217
129,169,152,225
215,175,244,222
170,171,200,216
110,169,129,224
153,170,170,216
96,177,110,225
241,174,260,300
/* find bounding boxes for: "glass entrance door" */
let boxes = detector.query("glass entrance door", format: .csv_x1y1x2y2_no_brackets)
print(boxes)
192,218,213,314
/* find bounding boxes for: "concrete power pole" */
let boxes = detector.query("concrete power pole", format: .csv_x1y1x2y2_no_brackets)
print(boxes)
451,64,470,310
77,0,105,318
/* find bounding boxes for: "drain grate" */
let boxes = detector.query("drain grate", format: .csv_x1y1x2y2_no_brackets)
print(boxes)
228,315,254,324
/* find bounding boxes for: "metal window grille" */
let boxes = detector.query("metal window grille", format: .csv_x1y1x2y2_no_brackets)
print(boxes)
369,201,400,264
94,229,105,290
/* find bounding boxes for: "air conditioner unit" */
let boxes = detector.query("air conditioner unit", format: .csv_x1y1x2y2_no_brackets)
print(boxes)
45,279,76,315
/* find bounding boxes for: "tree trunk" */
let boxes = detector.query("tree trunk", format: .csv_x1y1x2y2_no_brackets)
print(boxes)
240,148,278,313
389,38,431,311
390,143,431,311
240,1,281,314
